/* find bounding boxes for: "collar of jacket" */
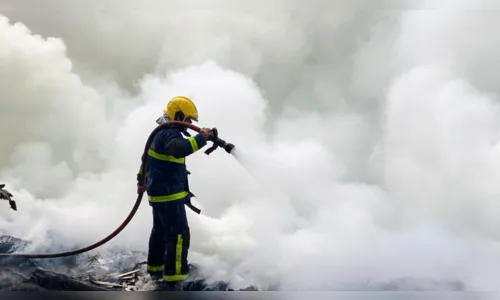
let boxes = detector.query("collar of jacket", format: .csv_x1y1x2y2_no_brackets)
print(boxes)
155,115,191,137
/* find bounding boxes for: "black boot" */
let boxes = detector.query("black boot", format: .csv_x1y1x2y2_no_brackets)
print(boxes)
154,280,183,291
148,272,163,282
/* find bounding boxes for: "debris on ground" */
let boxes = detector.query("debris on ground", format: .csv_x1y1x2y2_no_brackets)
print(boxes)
0,234,467,291
0,235,253,291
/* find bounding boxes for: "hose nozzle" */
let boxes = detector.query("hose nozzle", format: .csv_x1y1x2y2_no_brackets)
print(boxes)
216,138,235,154
204,128,236,155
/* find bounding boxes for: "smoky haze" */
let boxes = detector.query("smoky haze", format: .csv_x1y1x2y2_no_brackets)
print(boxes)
2,0,500,291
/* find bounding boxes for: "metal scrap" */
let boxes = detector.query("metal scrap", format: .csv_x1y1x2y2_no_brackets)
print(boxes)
88,276,124,289
0,184,17,211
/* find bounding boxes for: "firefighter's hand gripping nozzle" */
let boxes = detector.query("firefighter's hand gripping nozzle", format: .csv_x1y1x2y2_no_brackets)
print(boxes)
204,127,235,155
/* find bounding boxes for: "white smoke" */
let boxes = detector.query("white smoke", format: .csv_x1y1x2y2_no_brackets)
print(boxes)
2,0,500,291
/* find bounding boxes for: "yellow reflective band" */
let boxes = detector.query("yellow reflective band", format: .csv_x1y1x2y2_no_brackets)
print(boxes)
148,191,189,203
148,149,185,164
138,166,143,174
163,274,189,282
188,137,198,152
162,234,187,282
176,234,183,276
147,265,164,272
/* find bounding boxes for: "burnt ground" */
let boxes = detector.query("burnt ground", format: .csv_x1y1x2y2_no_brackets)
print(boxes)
0,235,258,291
0,235,468,291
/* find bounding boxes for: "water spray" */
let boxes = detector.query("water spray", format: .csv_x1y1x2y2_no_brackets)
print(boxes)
0,120,235,258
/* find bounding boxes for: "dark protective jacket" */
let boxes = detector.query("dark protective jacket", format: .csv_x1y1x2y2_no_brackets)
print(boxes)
137,125,207,203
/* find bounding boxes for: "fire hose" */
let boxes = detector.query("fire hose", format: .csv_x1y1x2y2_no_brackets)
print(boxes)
0,120,235,258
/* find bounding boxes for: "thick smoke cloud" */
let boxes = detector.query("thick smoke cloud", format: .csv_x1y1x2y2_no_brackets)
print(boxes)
2,0,500,291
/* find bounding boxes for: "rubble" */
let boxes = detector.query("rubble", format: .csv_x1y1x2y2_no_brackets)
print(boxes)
0,235,248,291
0,234,467,291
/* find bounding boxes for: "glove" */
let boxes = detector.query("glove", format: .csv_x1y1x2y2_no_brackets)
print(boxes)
199,128,216,141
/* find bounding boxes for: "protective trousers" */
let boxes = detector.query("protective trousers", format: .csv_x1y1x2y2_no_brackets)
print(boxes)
146,200,190,283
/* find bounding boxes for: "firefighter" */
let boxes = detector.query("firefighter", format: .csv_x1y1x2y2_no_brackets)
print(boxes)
136,96,213,291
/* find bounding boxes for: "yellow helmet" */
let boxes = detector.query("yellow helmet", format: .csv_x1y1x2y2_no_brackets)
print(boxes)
163,96,198,122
